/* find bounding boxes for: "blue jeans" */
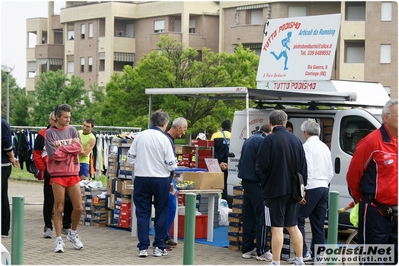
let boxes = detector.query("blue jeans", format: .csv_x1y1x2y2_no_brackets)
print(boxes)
298,187,328,256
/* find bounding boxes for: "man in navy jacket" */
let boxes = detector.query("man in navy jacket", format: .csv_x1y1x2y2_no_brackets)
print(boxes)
257,110,308,265
238,124,273,261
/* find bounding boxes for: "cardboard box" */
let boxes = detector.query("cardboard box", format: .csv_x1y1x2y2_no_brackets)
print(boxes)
183,172,224,189
120,179,132,195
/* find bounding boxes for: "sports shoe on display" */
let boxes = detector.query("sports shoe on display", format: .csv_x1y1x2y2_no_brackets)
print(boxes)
66,231,83,249
61,228,71,236
153,247,168,257
44,227,52,238
269,262,279,265
54,239,65,253
256,250,273,261
138,249,148,257
164,237,177,246
242,248,257,259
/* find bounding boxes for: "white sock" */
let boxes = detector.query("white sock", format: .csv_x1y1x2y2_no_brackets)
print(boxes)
297,256,304,263
70,230,77,236
56,236,62,241
271,260,280,265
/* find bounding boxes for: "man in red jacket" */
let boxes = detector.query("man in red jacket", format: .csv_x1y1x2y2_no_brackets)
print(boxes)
347,99,397,259
34,112,73,239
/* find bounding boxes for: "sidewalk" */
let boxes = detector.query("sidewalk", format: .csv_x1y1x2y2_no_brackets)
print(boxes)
2,180,289,265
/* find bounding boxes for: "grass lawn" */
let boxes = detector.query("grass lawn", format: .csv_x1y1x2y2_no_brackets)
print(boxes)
10,167,36,180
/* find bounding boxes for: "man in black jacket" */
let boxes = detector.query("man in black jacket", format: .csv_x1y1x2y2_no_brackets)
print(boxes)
238,124,272,261
1,116,20,237
257,110,308,265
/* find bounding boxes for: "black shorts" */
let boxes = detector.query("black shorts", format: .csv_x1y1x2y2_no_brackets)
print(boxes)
265,194,300,227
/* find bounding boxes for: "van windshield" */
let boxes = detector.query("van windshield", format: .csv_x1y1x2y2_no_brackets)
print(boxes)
373,114,382,124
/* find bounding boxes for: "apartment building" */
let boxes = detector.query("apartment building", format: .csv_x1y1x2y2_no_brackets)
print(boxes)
26,1,398,99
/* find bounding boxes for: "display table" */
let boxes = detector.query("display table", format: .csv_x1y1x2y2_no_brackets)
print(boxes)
128,185,221,242
174,189,222,242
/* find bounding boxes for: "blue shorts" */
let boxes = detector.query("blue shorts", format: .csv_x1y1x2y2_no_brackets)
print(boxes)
79,163,89,178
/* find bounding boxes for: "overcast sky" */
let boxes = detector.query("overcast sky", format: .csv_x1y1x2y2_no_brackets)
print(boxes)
1,1,65,88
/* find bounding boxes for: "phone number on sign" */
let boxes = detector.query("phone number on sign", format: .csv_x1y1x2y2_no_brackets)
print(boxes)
306,50,331,56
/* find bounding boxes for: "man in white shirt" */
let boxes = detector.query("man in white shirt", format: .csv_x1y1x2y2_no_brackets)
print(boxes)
288,120,333,263
127,110,177,258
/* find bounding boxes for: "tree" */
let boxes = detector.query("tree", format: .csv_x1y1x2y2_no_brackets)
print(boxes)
1,70,28,126
103,36,259,136
28,70,86,126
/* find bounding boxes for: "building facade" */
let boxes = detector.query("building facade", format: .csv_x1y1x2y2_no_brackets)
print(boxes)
26,1,398,99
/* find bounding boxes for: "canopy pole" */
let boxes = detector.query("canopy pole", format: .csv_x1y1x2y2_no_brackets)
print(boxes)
148,95,152,129
246,90,249,139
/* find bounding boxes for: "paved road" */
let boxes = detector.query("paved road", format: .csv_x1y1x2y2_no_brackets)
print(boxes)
2,179,291,265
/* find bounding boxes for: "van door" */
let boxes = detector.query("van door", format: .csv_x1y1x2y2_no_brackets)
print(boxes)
330,109,381,227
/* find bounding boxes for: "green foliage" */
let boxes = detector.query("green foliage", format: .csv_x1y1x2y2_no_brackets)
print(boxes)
28,70,86,125
1,70,28,125
101,36,259,136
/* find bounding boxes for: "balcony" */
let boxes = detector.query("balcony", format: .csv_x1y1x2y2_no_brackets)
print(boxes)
26,48,36,62
35,44,64,59
114,36,135,53
230,24,264,44
150,32,182,49
189,34,206,50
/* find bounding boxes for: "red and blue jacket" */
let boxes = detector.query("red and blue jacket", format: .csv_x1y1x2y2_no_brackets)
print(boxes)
347,124,398,206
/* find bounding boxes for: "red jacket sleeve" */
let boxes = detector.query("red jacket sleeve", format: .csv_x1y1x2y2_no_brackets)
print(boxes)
51,142,82,161
346,138,372,203
33,133,47,172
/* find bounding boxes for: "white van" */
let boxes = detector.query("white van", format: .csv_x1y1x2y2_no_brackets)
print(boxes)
227,96,388,228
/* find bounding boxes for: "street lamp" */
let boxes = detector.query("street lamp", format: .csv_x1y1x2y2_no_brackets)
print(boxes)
1,60,15,123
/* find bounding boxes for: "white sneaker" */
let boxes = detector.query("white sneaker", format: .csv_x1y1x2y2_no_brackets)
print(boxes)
287,256,298,264
54,239,65,253
153,247,167,257
242,248,257,259
44,227,52,238
256,250,273,261
303,251,312,262
61,228,71,236
66,231,83,249
138,249,148,257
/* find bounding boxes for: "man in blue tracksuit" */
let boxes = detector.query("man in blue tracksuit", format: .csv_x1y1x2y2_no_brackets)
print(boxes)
238,124,273,261
164,117,188,250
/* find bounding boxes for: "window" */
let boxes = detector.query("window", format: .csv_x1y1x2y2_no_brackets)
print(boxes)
80,57,85,72
250,9,263,24
381,2,392,21
340,116,376,155
88,57,93,72
68,30,74,40
89,23,93,38
189,20,196,33
380,44,391,63
288,6,306,17
345,2,366,21
345,41,365,63
81,24,85,39
154,20,164,33
67,62,74,73
384,86,391,96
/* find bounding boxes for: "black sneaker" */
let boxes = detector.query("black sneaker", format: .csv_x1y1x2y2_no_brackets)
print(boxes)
164,237,177,246
164,244,173,251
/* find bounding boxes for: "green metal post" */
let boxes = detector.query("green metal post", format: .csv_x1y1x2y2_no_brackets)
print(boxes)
11,195,25,265
327,191,339,265
183,193,196,265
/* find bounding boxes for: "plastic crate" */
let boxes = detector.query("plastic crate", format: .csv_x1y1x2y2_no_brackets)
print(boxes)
169,214,208,239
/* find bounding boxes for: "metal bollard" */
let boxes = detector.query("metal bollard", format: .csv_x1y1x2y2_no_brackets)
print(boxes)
11,195,25,265
327,191,339,265
183,193,196,265
327,191,339,245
